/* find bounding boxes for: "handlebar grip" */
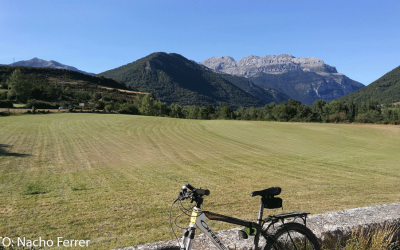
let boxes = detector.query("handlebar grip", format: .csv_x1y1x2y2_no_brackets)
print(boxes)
195,189,210,196
186,183,195,190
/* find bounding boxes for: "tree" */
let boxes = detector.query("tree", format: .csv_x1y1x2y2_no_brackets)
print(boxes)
220,104,234,119
311,100,326,122
169,103,183,118
325,101,346,116
345,99,358,122
139,95,154,115
74,90,91,102
185,105,199,119
92,92,102,101
198,107,209,119
7,69,32,102
104,104,113,113
63,87,72,96
272,102,291,122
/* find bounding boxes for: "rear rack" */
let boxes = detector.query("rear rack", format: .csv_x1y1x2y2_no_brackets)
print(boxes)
265,211,310,227
268,211,309,220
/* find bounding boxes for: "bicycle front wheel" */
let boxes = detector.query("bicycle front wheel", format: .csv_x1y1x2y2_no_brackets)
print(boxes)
262,222,320,250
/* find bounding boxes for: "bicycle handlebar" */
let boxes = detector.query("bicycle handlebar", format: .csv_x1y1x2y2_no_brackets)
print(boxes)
195,189,210,196
186,183,195,190
185,183,210,196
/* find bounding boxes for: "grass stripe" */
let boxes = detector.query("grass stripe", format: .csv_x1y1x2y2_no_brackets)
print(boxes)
0,114,399,249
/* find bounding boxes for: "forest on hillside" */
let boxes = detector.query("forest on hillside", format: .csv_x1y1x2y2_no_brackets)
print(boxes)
1,68,400,125
337,65,400,105
0,67,145,109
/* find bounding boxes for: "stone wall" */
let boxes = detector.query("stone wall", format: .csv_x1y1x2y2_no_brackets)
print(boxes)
114,202,400,250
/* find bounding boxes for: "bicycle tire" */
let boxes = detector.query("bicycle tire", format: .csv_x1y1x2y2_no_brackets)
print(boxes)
155,246,181,250
262,222,320,250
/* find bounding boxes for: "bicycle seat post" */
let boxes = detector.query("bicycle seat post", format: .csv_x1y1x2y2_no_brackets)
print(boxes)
257,198,264,225
254,198,264,248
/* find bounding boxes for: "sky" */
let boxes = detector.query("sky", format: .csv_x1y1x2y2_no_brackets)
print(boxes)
1,0,399,85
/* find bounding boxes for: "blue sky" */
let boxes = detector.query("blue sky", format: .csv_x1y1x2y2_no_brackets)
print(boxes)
1,0,399,85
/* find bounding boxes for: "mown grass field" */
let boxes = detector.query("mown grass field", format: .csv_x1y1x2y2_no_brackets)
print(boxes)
0,113,399,249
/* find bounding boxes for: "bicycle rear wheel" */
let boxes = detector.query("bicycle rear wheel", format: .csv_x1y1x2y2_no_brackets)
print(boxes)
262,222,320,250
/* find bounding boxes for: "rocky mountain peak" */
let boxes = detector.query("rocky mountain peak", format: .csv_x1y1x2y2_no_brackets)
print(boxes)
276,54,295,59
200,56,237,71
201,54,337,75
200,54,363,105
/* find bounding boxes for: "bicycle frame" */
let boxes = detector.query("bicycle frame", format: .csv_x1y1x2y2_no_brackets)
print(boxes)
180,206,263,250
173,185,313,250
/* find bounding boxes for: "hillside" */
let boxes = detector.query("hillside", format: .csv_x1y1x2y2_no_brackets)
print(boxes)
0,66,125,89
98,52,266,108
218,73,289,104
336,65,400,104
0,66,151,107
201,55,365,105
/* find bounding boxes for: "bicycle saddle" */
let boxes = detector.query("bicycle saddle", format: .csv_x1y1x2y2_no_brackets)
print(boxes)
250,187,281,197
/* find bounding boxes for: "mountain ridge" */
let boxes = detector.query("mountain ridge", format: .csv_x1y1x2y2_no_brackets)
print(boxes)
5,57,95,76
201,54,364,105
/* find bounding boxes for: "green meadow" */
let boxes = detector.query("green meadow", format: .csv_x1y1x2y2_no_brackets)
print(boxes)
0,113,399,249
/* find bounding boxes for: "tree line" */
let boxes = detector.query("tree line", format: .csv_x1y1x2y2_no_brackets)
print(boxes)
101,95,400,125
1,69,400,125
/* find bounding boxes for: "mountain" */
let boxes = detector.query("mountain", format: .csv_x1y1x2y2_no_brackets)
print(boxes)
336,65,400,104
200,55,365,105
196,63,289,104
217,73,290,104
98,52,268,108
6,58,95,76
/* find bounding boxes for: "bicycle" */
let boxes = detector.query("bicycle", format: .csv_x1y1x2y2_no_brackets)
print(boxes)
157,183,320,250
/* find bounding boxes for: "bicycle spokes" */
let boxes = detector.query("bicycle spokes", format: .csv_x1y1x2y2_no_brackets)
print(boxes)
272,230,315,250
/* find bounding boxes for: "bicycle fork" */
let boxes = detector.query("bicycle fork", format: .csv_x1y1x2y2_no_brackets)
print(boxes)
179,228,193,250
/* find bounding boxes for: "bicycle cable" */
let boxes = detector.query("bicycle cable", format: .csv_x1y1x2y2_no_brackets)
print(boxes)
169,192,205,246
174,211,187,230
169,197,181,244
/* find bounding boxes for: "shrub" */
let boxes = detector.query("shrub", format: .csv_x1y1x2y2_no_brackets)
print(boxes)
391,120,400,125
355,110,384,123
322,224,399,250
118,103,139,114
25,100,58,109
0,100,13,108
95,101,104,110
355,113,369,123
104,104,113,113
0,91,7,100
327,113,347,123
